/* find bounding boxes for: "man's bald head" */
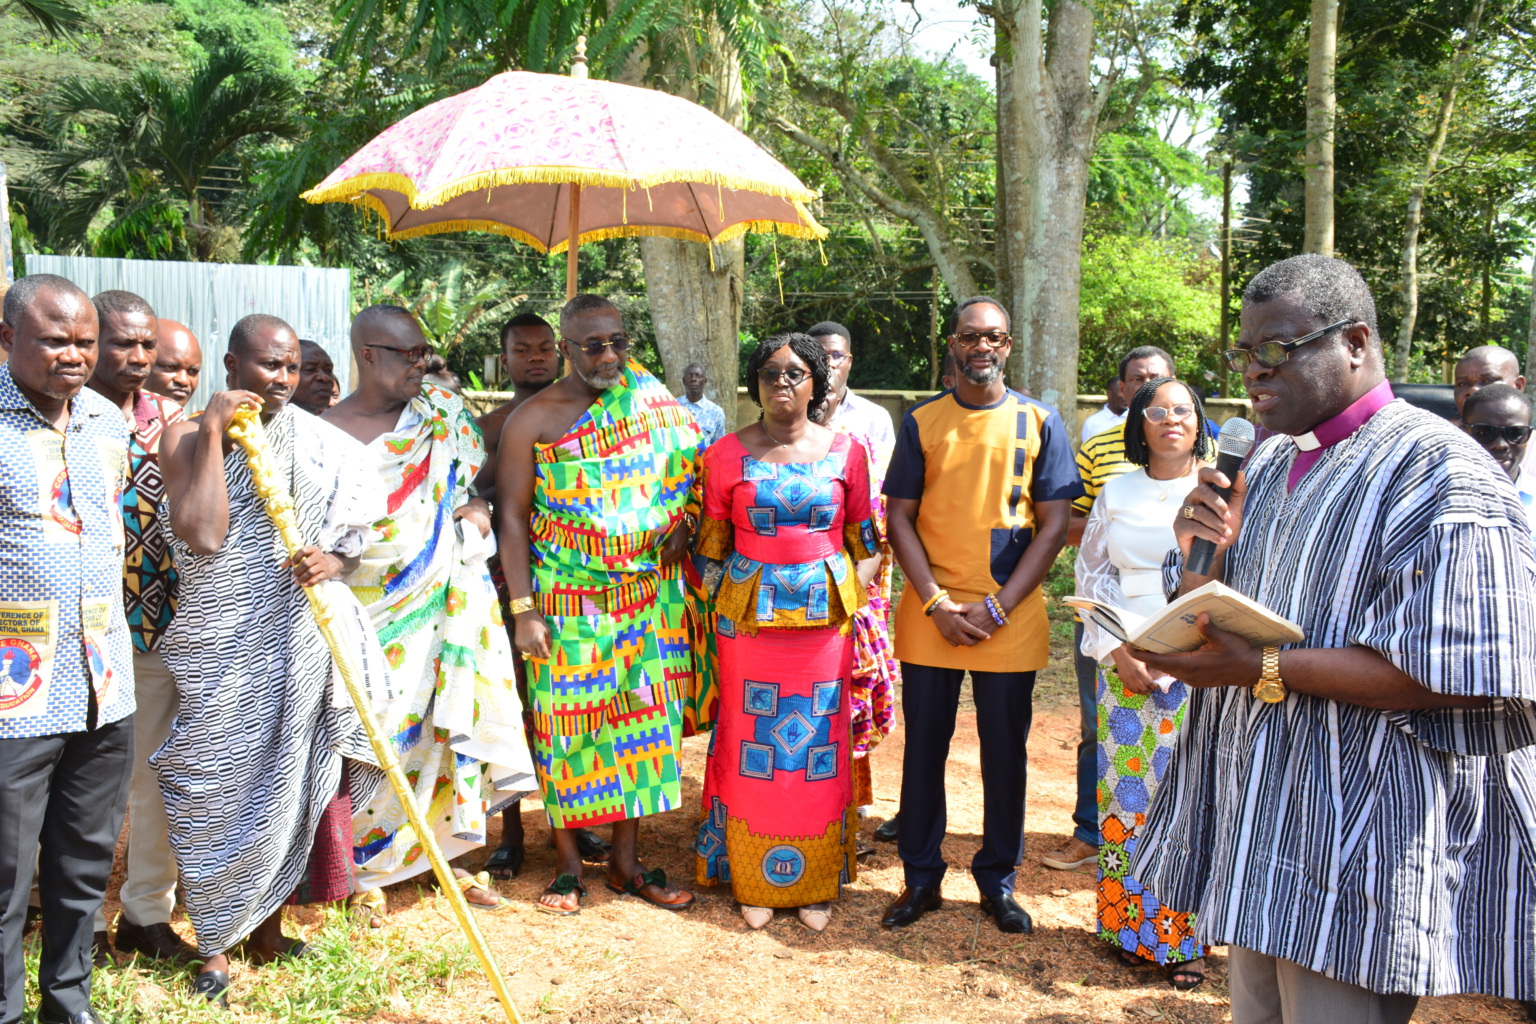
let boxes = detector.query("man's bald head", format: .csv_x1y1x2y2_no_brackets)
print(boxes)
229,313,297,356
351,303,428,402
149,320,202,405
350,304,424,352
1454,344,1525,416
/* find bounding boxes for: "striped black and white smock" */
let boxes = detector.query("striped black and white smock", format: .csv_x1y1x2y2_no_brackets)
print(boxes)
1136,398,1536,999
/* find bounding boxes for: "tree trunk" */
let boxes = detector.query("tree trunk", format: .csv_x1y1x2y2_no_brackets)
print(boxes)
994,15,1030,377
639,234,744,411
1219,159,1233,397
633,19,748,405
1303,0,1338,256
1525,252,1536,399
1393,0,1483,382
1004,0,1098,414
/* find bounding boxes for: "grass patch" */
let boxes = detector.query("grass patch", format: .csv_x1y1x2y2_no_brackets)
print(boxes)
21,908,476,1023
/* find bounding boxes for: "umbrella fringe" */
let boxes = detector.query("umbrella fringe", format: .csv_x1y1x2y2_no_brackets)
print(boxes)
302,166,820,213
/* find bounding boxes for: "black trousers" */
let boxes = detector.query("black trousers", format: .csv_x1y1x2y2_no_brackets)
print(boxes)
896,664,1035,897
0,716,133,1024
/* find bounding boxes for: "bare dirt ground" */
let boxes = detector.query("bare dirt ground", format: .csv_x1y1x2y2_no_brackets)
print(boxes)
97,626,1528,1023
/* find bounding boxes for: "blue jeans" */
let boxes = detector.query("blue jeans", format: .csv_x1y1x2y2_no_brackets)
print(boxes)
1071,621,1099,847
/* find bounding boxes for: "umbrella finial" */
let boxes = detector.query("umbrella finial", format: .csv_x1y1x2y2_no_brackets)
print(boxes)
570,35,588,80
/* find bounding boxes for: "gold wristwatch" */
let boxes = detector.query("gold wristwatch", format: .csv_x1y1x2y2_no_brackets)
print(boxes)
1252,646,1286,703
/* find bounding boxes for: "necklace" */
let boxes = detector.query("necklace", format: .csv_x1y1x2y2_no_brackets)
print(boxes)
1148,456,1198,501
761,422,795,449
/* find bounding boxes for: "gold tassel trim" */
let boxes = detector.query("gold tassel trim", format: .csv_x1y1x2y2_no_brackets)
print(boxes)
301,164,819,212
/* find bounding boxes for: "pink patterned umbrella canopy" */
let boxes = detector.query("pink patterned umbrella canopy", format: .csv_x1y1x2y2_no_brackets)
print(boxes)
302,71,825,250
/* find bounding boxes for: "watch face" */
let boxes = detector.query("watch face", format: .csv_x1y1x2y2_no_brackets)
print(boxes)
1253,679,1286,704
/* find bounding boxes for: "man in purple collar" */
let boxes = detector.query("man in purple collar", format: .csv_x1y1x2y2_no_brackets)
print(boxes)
1121,254,1536,1023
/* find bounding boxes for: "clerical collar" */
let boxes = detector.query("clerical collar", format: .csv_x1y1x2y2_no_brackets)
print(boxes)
1287,379,1395,489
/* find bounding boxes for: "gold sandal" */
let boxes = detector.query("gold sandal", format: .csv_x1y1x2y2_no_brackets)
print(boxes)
348,888,386,929
456,870,508,912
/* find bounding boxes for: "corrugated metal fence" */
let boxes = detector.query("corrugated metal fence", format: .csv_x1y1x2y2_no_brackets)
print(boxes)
22,255,352,411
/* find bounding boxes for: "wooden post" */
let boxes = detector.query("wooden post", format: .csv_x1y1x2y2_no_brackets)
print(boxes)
565,183,581,301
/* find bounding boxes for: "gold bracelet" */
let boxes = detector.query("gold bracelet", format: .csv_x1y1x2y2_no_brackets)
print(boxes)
508,596,536,616
922,589,950,616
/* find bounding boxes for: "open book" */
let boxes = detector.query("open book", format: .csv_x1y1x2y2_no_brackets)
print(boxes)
1063,580,1305,655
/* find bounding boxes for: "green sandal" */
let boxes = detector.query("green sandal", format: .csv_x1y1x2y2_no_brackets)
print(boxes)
537,874,586,916
605,868,695,912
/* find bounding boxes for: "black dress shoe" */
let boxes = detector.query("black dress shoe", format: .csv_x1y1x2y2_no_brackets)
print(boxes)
881,886,941,928
114,917,200,963
91,931,111,968
38,1007,111,1024
979,893,1034,934
873,815,899,843
192,968,231,1009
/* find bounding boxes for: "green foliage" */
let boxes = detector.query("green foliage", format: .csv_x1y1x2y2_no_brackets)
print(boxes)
1078,234,1220,388
2,0,85,38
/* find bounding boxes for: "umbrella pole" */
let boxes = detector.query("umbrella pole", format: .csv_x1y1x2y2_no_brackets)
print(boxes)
565,183,582,300
225,407,525,1024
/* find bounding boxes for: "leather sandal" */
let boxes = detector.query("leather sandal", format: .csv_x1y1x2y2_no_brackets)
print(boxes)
348,888,387,929
573,829,613,863
456,871,508,912
537,874,586,916
605,868,695,912
485,845,523,879
191,969,230,1009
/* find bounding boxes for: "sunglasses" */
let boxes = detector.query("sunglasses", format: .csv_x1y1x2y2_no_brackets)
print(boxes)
564,335,631,356
758,367,810,387
1222,318,1355,374
952,331,1012,350
1467,423,1534,446
1143,404,1196,424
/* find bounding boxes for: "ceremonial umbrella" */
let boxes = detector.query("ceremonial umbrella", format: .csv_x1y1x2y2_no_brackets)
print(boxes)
302,47,825,298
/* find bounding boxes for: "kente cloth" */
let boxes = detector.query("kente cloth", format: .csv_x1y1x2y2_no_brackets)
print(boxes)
153,406,385,955
695,432,877,632
124,390,184,653
347,385,536,889
527,359,710,827
1142,399,1536,998
826,394,899,760
693,433,877,905
0,364,133,739
695,626,858,907
1095,669,1204,965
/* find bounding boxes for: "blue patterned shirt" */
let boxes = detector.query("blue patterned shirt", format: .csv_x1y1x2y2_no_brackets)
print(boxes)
0,363,134,738
677,394,727,449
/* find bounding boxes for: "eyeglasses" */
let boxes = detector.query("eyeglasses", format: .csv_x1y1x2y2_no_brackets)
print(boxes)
824,350,850,366
758,367,810,387
564,335,631,356
367,344,432,364
1143,404,1196,424
1467,423,1534,446
1222,319,1355,374
952,331,1012,350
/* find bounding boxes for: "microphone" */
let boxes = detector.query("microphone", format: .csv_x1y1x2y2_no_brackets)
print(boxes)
1186,417,1255,577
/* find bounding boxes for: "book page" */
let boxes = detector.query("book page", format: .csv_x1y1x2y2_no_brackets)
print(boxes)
1061,597,1146,639
1128,582,1305,654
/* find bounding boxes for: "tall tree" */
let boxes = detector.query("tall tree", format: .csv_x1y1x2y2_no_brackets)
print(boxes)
1303,0,1337,254
992,0,1156,411
1392,0,1486,380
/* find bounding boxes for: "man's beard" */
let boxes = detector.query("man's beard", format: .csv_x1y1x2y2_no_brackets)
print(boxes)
574,362,624,390
960,354,1002,386
513,375,555,392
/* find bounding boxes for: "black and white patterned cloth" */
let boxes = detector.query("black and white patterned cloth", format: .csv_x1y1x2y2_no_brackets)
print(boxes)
1138,398,1536,999
152,407,383,955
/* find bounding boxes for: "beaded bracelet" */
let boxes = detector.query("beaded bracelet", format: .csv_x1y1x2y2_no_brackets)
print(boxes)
984,593,1010,626
922,589,950,616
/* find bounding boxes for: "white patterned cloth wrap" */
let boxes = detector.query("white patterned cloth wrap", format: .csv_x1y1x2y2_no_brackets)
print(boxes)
153,406,385,955
347,385,536,890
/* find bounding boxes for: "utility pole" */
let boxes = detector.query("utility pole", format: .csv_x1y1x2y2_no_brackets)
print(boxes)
1304,0,1338,256
1219,158,1233,397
